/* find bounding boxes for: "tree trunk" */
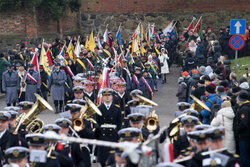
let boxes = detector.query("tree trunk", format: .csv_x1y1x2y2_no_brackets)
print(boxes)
57,19,63,39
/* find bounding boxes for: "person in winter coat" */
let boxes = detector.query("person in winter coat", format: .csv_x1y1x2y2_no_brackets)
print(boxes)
183,51,195,72
48,63,67,114
234,91,250,167
176,77,187,102
159,48,169,84
211,101,235,153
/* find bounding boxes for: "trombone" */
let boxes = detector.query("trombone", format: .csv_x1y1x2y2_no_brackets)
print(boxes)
137,94,158,106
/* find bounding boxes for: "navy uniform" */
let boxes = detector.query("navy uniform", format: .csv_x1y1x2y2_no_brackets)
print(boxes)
186,130,210,167
25,133,61,167
106,127,141,167
48,63,67,114
173,116,199,158
96,89,122,167
2,64,20,106
205,127,241,167
130,67,142,90
0,112,19,166
84,80,98,103
174,102,191,118
182,109,199,118
55,118,91,167
23,64,41,102
4,146,29,167
67,103,94,139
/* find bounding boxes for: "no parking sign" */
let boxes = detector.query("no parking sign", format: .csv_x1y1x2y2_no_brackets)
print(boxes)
229,35,245,50
229,35,246,75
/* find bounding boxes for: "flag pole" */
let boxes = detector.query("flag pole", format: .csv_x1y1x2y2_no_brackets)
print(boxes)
116,23,121,37
193,16,202,32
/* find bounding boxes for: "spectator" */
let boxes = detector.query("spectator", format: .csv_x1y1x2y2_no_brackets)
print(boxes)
211,101,235,153
176,77,187,102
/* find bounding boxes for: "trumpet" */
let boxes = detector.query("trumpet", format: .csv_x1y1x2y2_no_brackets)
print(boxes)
72,97,102,132
146,110,159,133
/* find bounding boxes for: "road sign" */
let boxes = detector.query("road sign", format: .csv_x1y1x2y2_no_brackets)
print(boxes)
230,19,246,35
229,35,245,50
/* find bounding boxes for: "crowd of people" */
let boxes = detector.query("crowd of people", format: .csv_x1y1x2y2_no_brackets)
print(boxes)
0,20,249,167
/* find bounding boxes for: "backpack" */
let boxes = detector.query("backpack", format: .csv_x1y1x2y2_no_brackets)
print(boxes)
208,96,220,122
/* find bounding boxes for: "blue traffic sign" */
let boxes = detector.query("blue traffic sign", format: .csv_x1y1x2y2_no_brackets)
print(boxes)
229,35,245,51
230,19,246,35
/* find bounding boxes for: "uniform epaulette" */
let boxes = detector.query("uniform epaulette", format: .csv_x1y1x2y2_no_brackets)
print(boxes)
174,136,178,141
67,100,72,103
125,104,128,107
115,104,120,108
109,150,115,154
233,154,240,158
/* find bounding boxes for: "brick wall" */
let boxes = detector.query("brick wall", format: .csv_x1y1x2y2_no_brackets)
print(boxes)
81,0,250,13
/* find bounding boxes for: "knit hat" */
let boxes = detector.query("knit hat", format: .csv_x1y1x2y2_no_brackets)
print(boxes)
182,71,189,77
232,86,241,94
206,85,216,94
237,91,249,103
198,66,206,74
192,69,198,74
221,101,231,108
239,82,249,90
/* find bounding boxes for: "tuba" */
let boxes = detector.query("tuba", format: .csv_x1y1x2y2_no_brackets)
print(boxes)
146,110,159,133
137,94,158,106
14,93,53,134
72,97,102,132
190,95,211,113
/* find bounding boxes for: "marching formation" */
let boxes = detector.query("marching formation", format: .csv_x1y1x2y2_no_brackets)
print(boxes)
0,18,249,167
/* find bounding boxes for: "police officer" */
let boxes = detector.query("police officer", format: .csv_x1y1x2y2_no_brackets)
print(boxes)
48,63,67,114
55,118,91,167
4,146,29,167
96,88,122,167
2,64,20,106
22,64,41,102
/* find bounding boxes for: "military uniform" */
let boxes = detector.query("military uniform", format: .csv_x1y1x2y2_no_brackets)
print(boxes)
96,89,122,166
0,112,19,165
2,66,20,106
4,146,29,167
55,118,91,167
173,116,199,158
138,71,154,99
75,56,87,73
177,38,188,67
23,65,41,102
48,64,67,113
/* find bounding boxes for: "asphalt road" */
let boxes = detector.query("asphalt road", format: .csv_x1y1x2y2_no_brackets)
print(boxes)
0,65,181,126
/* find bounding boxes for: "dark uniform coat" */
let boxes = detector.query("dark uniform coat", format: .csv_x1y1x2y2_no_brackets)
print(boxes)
2,70,20,104
23,70,41,102
173,134,190,158
48,70,67,101
96,103,122,165
75,58,87,74
138,76,154,99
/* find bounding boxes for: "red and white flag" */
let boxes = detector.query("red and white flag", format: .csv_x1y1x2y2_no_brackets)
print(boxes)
141,77,153,97
163,142,174,162
193,16,202,33
31,53,39,71
26,72,37,84
103,28,109,46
